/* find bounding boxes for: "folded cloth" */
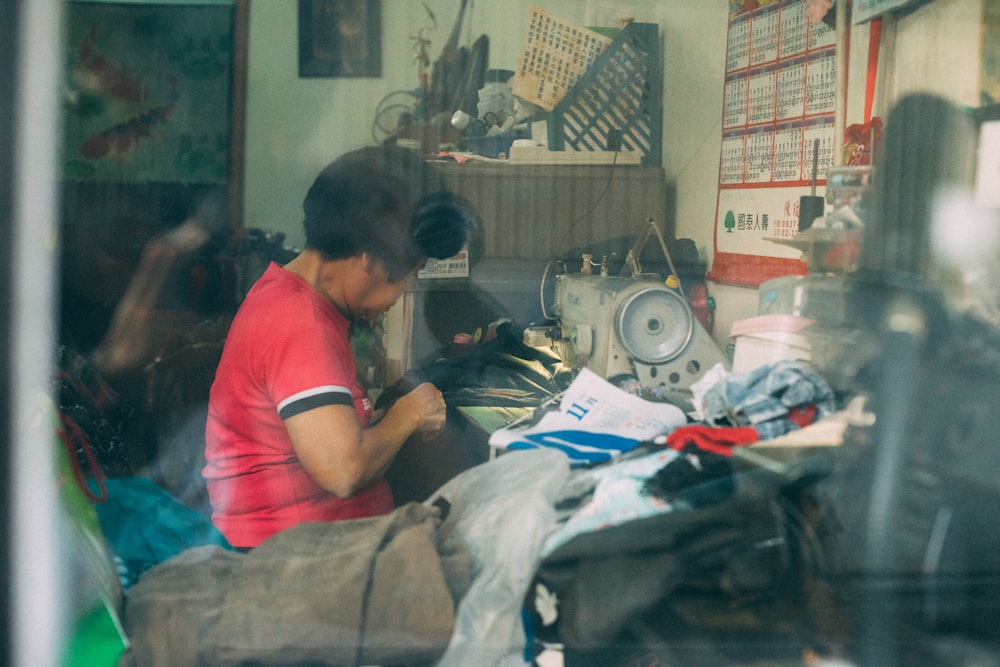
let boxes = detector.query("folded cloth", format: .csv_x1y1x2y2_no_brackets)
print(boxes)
664,403,822,456
665,424,759,456
642,448,734,506
665,361,836,455
700,359,835,441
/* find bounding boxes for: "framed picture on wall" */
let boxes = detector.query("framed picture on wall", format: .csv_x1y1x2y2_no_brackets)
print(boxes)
63,1,246,194
982,0,1000,106
59,0,250,344
298,0,382,78
62,0,248,232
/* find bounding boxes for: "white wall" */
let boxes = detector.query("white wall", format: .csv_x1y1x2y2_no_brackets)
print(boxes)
242,0,988,346
887,0,984,107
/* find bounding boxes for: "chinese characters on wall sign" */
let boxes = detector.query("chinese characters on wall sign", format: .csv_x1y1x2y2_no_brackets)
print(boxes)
511,6,613,112
709,0,839,286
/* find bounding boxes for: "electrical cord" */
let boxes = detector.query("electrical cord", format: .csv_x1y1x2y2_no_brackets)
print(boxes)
539,144,620,320
539,259,568,321
370,89,422,143
560,148,619,251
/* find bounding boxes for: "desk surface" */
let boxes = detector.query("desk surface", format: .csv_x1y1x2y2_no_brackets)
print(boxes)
457,405,533,434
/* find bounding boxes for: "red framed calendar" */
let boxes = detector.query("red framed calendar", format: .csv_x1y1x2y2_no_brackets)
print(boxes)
708,0,841,286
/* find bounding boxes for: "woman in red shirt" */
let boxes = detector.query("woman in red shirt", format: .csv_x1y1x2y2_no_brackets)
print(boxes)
204,144,475,548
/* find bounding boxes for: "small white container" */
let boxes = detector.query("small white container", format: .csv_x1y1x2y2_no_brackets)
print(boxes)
729,314,815,373
732,330,814,373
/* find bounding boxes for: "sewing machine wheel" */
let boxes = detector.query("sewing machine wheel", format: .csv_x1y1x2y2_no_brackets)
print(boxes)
615,286,694,364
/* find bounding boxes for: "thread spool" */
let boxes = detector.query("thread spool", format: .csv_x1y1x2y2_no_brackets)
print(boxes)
799,195,825,232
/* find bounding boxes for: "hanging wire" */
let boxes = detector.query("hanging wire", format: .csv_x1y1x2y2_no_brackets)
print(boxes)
370,90,421,143
559,150,620,250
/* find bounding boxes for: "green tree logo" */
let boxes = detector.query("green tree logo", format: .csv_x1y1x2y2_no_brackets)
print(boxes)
724,209,736,233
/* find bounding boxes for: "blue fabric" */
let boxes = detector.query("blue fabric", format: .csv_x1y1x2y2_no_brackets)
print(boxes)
94,477,233,592
701,360,836,440
503,429,641,465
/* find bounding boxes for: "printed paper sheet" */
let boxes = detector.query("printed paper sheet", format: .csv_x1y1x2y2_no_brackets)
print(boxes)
488,368,687,466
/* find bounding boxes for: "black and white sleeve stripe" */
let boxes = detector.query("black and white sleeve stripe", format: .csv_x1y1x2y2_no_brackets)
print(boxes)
278,385,354,420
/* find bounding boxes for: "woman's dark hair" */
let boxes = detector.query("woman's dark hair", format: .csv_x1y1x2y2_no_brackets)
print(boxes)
302,144,477,281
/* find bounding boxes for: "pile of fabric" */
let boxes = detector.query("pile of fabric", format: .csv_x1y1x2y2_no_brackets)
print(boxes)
119,359,844,666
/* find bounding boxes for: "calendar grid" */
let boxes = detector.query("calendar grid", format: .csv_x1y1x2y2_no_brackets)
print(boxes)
720,0,837,189
709,0,847,286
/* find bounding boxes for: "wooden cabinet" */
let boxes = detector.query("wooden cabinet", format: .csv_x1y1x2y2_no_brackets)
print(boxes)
435,162,668,261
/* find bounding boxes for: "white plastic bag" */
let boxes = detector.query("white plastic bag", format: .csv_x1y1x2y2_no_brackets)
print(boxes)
427,448,572,667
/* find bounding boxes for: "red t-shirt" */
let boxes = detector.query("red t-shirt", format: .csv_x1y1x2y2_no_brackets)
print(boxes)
204,262,393,547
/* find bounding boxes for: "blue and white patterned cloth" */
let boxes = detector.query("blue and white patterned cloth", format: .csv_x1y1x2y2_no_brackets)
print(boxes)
700,359,837,440
540,447,681,557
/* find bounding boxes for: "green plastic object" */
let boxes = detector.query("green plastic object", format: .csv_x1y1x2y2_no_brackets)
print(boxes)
52,401,128,666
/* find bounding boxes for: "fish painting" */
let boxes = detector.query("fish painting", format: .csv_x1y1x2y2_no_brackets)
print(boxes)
72,29,180,162
63,2,233,180
73,30,149,104
79,96,177,160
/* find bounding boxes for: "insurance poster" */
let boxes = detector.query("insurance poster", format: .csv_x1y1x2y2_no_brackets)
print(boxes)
708,0,838,286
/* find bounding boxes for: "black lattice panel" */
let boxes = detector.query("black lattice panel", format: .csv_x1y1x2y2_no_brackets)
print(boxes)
547,23,663,166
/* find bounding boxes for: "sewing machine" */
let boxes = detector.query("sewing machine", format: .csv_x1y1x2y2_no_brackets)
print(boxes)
537,272,728,391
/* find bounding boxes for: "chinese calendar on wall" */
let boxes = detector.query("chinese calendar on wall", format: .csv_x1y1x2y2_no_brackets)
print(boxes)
708,0,840,286
510,6,612,112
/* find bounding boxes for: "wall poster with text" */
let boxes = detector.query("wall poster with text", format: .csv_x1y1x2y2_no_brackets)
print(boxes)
708,0,839,287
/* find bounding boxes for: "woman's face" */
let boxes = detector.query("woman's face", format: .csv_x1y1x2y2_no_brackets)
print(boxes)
339,255,412,322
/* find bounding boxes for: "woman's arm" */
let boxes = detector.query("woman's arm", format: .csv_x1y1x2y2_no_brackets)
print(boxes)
284,382,446,498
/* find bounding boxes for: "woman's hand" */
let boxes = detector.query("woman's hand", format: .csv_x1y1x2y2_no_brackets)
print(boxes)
390,381,446,441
